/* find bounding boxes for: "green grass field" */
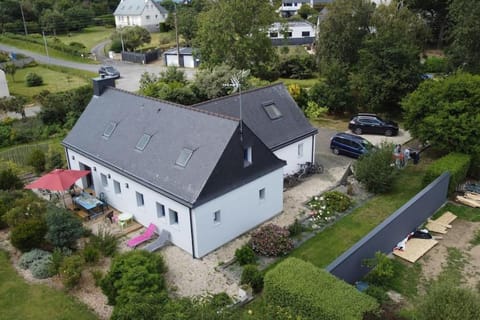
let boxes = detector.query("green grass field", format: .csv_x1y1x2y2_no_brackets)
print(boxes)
7,65,94,99
55,26,114,52
0,250,98,320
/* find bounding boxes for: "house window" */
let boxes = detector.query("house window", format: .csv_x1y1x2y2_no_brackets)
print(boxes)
302,31,310,37
243,146,252,167
146,15,150,20
259,188,266,200
286,32,292,37
114,180,121,194
269,32,278,38
298,143,304,158
169,209,178,225
156,202,165,218
101,173,108,187
136,191,144,207
213,210,221,224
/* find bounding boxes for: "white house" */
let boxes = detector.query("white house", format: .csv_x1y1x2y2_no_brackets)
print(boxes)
62,78,286,258
114,0,168,32
268,21,316,46
194,83,318,176
163,47,200,68
278,0,331,17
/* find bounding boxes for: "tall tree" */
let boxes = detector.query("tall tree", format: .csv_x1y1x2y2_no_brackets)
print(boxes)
194,0,277,79
446,0,480,74
351,1,425,115
111,26,151,52
316,0,375,71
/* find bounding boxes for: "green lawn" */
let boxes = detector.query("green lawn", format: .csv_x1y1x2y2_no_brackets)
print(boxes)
0,250,98,320
55,26,114,52
7,65,94,99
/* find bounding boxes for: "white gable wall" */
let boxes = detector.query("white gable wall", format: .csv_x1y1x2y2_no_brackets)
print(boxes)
274,135,315,175
192,167,284,257
66,149,193,255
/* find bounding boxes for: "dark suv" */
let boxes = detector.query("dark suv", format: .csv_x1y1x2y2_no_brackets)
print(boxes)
330,132,373,158
348,113,398,136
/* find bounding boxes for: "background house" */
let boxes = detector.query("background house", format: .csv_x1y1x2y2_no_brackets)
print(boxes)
114,0,168,32
62,78,285,258
163,47,200,68
194,83,318,175
268,21,316,46
278,0,332,17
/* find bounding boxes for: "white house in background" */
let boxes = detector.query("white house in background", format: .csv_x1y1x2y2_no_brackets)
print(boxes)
163,47,200,68
62,78,286,258
268,21,316,46
194,83,318,175
278,0,331,17
114,0,168,32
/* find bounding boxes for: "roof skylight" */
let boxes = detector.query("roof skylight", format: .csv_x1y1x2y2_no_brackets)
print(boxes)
135,134,152,151
103,122,117,138
263,102,282,120
175,148,194,167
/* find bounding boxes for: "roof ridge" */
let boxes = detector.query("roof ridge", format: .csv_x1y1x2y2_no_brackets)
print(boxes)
106,87,241,122
190,82,285,108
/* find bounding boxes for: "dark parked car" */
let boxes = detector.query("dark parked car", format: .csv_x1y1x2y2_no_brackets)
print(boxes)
330,132,374,158
348,113,399,136
98,65,120,79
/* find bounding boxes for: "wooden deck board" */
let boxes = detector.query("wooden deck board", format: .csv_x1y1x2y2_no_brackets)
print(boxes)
456,196,480,208
425,220,448,234
393,238,439,263
435,211,457,225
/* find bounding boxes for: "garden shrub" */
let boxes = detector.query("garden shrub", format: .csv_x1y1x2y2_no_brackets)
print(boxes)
27,149,46,174
264,258,379,320
30,254,55,279
10,218,47,252
60,254,84,290
363,252,395,287
422,152,471,196
45,205,84,249
365,285,390,305
304,101,327,120
0,168,23,190
235,244,256,266
49,246,72,275
18,249,51,269
354,142,398,194
25,72,43,87
250,224,293,257
83,243,100,264
307,191,352,226
422,56,447,73
241,264,264,294
89,226,118,257
100,250,167,305
287,218,305,237
91,269,104,287
4,192,46,227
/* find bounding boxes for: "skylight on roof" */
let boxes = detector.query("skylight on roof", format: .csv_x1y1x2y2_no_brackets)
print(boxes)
175,148,194,167
263,102,282,120
135,134,151,151
103,122,117,138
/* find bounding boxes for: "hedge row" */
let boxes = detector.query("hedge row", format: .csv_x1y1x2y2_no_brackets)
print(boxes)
264,258,379,320
422,152,471,195
2,33,87,56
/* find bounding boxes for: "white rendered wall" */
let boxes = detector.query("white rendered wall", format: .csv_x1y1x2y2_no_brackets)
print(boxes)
274,135,315,175
192,168,284,258
66,149,193,255
0,70,9,98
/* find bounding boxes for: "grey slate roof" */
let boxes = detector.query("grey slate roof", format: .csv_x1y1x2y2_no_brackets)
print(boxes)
62,88,248,207
163,47,194,55
114,0,167,16
193,83,318,151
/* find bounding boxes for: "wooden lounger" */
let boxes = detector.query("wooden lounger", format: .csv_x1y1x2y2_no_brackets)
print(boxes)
393,238,439,263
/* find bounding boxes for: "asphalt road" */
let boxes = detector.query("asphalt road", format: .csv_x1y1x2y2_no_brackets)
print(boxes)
0,43,196,92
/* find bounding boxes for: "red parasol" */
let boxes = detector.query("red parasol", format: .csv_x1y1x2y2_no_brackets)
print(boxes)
25,168,90,191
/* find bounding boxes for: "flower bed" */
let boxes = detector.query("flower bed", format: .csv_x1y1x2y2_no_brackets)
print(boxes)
306,190,353,227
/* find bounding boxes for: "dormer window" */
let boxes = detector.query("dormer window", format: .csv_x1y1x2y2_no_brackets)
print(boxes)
243,146,252,167
135,133,151,151
262,101,282,120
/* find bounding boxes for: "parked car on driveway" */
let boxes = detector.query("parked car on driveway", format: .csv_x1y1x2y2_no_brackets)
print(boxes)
98,65,120,79
348,113,399,136
330,132,374,158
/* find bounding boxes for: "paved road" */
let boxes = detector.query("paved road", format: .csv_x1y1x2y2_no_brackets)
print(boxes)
0,43,196,92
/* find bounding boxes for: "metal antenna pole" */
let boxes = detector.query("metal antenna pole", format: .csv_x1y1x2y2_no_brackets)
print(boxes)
20,1,28,36
42,31,50,62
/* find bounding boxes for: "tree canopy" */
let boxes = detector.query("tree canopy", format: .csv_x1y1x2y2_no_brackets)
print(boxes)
401,73,480,156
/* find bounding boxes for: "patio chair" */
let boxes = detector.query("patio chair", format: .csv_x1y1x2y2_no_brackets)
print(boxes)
127,223,157,248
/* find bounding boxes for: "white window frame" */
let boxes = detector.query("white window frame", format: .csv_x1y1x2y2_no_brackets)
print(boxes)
169,209,179,225
259,188,266,200
213,210,221,224
298,143,304,158
101,173,108,187
243,146,252,167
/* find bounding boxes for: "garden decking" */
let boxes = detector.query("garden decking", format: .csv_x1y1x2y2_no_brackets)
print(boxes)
393,238,439,263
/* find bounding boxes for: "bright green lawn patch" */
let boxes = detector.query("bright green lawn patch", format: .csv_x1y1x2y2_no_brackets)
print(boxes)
55,26,114,51
310,114,350,131
434,202,480,222
276,77,318,89
7,65,92,99
0,250,98,320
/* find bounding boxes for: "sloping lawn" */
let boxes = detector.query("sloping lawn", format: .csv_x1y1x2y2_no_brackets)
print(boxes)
0,250,98,320
7,65,93,99
55,26,114,51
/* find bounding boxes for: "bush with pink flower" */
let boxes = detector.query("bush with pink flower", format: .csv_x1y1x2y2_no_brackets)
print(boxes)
250,224,294,257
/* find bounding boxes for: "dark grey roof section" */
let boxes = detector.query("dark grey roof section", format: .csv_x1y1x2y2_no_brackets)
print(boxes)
63,88,284,207
193,83,318,151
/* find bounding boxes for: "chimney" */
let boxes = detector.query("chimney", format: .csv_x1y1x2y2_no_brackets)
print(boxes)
92,76,116,96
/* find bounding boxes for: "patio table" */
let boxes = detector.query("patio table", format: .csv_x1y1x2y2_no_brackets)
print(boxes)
73,192,104,219
118,212,133,229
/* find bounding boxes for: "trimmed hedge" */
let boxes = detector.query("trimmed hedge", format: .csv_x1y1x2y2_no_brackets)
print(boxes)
423,152,471,195
264,258,379,320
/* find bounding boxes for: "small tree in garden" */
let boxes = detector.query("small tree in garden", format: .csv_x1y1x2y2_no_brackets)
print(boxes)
60,254,85,290
250,224,293,257
241,264,264,294
235,244,256,266
0,168,23,190
10,218,47,252
45,205,84,249
363,252,395,287
27,149,46,174
25,72,43,87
